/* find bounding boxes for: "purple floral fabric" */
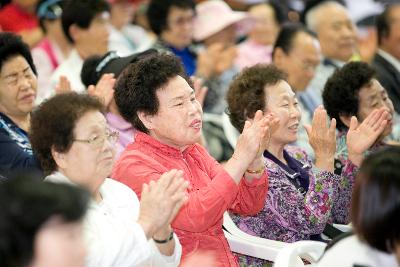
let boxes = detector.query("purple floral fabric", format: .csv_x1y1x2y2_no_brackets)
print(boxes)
332,129,387,224
231,145,355,266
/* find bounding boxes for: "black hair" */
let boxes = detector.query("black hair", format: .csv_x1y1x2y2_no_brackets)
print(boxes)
114,52,190,133
0,32,37,75
376,4,400,46
0,175,89,267
61,0,110,43
147,0,195,36
322,61,375,130
272,23,316,57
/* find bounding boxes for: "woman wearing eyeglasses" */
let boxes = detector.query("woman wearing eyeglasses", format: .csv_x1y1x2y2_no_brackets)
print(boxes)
29,92,188,267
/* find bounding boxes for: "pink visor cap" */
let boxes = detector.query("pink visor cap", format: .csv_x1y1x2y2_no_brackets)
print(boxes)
193,0,254,42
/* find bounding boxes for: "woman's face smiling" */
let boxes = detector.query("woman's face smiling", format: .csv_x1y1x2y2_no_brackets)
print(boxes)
140,75,203,151
264,80,301,146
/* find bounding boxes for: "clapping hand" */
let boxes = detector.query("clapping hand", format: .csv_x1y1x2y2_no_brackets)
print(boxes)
234,111,279,171
55,75,72,94
347,108,389,166
304,106,336,172
87,73,116,109
138,169,189,239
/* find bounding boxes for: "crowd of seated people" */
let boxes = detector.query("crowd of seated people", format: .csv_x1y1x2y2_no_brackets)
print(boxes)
1,0,400,266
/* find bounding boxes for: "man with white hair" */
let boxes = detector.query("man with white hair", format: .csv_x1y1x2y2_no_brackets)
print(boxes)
300,1,357,111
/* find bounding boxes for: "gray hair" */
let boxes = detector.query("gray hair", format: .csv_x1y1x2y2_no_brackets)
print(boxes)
305,1,347,33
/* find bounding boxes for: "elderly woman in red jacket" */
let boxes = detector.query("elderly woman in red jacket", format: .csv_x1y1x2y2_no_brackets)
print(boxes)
111,52,277,266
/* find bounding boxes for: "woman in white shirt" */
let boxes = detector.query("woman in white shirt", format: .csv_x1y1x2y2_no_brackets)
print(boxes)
30,92,187,267
318,146,400,267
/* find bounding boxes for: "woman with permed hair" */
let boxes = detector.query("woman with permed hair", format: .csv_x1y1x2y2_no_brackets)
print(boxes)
112,52,277,266
30,92,187,267
0,32,42,177
322,61,395,176
226,64,387,266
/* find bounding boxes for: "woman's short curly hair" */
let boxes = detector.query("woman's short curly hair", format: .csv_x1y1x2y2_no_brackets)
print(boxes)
227,64,287,133
30,93,104,174
114,52,190,133
322,61,375,130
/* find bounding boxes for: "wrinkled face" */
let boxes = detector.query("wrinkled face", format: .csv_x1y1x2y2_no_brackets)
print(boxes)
57,110,115,193
31,217,86,267
357,79,394,138
0,55,37,118
265,80,301,146
316,5,356,61
74,12,110,57
248,4,280,45
277,32,321,91
144,75,202,150
381,5,400,60
161,7,195,49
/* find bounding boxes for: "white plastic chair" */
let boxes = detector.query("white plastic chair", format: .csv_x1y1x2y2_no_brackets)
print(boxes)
333,223,352,233
221,112,239,149
273,240,327,267
223,212,287,262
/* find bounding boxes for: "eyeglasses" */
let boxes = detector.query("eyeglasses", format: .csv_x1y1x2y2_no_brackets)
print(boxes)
73,129,119,148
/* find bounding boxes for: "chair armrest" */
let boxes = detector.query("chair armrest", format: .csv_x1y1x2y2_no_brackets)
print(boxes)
333,223,352,233
224,230,284,261
223,212,287,261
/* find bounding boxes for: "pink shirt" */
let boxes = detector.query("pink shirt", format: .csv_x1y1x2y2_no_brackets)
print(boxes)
112,132,268,266
105,112,135,159
235,40,273,70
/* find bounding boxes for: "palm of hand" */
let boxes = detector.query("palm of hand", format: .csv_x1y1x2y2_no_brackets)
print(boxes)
347,119,378,155
346,109,389,155
306,107,336,158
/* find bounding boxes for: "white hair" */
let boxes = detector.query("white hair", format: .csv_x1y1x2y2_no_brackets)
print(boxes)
305,1,347,33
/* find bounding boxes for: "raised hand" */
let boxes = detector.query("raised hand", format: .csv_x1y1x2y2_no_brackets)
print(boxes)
227,111,278,181
87,73,116,109
55,75,72,94
347,108,389,166
304,106,336,172
237,111,279,161
137,169,189,239
191,76,208,107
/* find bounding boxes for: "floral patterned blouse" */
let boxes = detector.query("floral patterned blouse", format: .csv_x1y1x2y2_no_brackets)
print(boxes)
231,145,357,267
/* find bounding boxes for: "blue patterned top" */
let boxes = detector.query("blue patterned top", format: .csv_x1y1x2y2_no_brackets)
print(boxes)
0,112,41,177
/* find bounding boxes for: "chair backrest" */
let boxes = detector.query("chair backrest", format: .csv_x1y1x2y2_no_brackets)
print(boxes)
273,240,327,267
221,112,239,149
